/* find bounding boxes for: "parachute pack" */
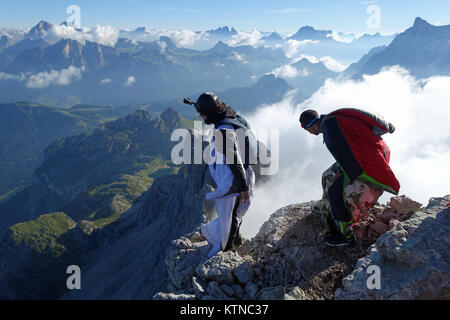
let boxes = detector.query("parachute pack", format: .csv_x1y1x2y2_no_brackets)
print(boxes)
214,115,261,167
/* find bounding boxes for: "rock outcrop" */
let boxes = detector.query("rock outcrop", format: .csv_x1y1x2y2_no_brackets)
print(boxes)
336,195,450,300
155,202,367,300
352,195,422,246
156,195,449,300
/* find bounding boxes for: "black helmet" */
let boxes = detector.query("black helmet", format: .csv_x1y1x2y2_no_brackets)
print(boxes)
299,109,319,129
183,92,221,124
194,92,220,116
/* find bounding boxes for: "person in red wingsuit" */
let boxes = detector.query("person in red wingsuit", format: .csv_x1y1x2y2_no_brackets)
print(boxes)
299,108,400,247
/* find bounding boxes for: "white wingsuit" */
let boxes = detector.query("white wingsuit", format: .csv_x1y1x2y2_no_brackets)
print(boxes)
201,124,255,257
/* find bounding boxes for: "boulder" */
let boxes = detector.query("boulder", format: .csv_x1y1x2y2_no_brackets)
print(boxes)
336,195,450,300
233,261,254,284
244,281,259,299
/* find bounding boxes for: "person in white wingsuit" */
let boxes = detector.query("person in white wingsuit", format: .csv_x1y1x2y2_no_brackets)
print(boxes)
184,92,256,257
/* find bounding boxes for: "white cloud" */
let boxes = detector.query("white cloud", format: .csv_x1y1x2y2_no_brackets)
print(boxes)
227,29,262,47
0,27,28,41
124,76,136,86
157,39,167,54
45,24,119,47
271,64,310,78
0,72,27,81
26,65,85,88
240,66,450,238
319,56,347,72
166,29,204,47
327,31,354,43
100,78,112,84
229,51,248,64
282,39,319,58
122,28,209,48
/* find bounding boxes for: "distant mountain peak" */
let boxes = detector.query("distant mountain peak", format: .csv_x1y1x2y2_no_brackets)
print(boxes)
212,40,229,49
0,35,12,48
299,25,314,31
293,57,320,66
134,27,147,33
30,20,53,32
158,36,177,49
259,73,276,80
343,16,450,79
256,73,290,87
35,20,52,29
207,26,238,36
160,108,183,128
359,32,382,39
290,25,333,41
413,17,431,28
262,32,283,42
25,20,53,40
114,37,136,49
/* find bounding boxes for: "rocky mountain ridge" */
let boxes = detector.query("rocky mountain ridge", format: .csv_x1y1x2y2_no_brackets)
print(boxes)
155,194,449,300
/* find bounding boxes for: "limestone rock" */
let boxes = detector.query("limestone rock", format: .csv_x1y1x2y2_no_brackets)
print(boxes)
336,195,450,300
233,261,254,284
244,281,259,299
195,251,243,285
256,286,285,300
156,194,449,301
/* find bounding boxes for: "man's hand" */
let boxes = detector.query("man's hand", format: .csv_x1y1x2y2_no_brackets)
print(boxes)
240,190,249,203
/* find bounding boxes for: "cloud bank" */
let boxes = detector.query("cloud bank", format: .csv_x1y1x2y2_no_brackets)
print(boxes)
45,24,119,47
124,76,136,86
0,66,84,88
240,66,450,238
271,64,309,78
227,29,262,47
26,65,85,88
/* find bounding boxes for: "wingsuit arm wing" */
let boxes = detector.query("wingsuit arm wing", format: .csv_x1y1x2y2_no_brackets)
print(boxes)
220,128,248,192
204,129,248,202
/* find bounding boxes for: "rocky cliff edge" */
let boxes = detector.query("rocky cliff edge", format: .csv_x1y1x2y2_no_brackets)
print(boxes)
154,195,450,300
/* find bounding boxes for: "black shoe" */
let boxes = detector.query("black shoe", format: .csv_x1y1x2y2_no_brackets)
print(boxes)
324,232,355,247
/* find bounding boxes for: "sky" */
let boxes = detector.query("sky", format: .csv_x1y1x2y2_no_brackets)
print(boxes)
1,0,449,35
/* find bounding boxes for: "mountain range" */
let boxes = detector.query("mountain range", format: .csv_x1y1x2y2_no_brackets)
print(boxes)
0,30,290,105
344,17,450,78
0,107,206,299
2,18,447,109
0,102,140,201
0,108,189,237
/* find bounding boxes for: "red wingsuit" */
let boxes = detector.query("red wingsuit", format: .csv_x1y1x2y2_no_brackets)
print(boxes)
319,108,400,195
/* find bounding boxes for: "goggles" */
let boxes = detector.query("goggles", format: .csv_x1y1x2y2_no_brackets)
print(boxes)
302,117,318,129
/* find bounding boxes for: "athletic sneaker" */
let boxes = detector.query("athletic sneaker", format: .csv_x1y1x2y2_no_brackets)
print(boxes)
324,232,355,247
